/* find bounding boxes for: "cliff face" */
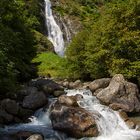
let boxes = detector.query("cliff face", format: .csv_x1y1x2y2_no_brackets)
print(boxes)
50,0,82,45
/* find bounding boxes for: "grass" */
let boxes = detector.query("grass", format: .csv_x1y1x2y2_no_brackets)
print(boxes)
33,52,69,78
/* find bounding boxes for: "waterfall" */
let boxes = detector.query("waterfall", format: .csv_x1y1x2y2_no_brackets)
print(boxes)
1,89,140,140
45,0,65,56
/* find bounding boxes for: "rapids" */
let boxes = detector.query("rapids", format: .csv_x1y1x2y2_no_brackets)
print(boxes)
0,89,140,140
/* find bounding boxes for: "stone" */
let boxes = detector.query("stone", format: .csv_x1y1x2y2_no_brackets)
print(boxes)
22,92,47,110
89,78,111,92
26,134,43,140
96,74,140,113
18,107,33,120
119,111,129,121
1,99,19,115
125,120,136,129
53,90,65,97
50,102,99,138
58,95,78,107
0,109,13,124
28,79,64,95
18,86,38,97
62,81,69,88
72,80,83,89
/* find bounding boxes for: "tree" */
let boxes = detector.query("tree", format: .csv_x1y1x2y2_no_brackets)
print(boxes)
66,0,140,80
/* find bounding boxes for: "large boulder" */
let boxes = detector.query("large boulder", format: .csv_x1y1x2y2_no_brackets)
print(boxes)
58,94,83,107
89,78,111,92
50,102,99,138
22,91,47,110
0,109,13,124
96,74,140,113
28,79,64,96
17,87,38,101
1,99,19,115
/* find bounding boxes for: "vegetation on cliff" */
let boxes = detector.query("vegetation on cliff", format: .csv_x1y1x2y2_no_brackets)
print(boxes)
66,0,140,82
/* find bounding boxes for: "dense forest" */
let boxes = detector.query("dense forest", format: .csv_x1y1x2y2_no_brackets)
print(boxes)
0,0,140,94
0,0,52,94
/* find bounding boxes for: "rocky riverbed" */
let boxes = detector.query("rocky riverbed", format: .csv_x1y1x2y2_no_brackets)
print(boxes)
0,74,140,140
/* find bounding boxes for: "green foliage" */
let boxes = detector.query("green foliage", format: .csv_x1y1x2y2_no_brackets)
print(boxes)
33,30,53,52
0,0,44,93
66,0,140,80
33,52,69,78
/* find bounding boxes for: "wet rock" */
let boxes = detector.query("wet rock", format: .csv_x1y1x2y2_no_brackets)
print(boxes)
58,95,79,107
50,102,99,138
0,109,13,124
26,134,43,140
1,99,19,115
53,90,65,97
68,80,83,89
22,91,47,110
89,78,111,92
119,111,129,121
18,107,33,121
96,74,140,113
126,120,136,129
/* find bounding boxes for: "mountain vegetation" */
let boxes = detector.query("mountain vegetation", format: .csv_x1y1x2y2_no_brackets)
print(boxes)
66,0,140,82
0,0,140,94
0,0,52,94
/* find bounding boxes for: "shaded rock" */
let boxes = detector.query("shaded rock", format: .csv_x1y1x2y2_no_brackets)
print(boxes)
28,79,64,95
96,74,140,113
26,134,43,140
53,90,65,97
0,110,13,124
17,87,38,101
22,91,47,110
1,99,19,115
18,107,33,121
0,135,18,140
89,78,111,92
50,102,99,138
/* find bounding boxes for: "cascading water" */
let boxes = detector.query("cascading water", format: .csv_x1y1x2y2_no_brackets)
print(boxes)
45,0,65,56
0,89,140,140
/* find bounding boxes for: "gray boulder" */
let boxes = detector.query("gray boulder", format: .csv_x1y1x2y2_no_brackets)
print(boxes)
1,99,19,115
89,78,111,92
0,109,13,124
28,79,64,95
22,91,47,110
96,74,140,113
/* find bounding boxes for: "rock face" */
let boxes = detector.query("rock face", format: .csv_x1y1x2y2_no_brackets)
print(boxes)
22,91,47,110
95,74,140,113
50,96,99,138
